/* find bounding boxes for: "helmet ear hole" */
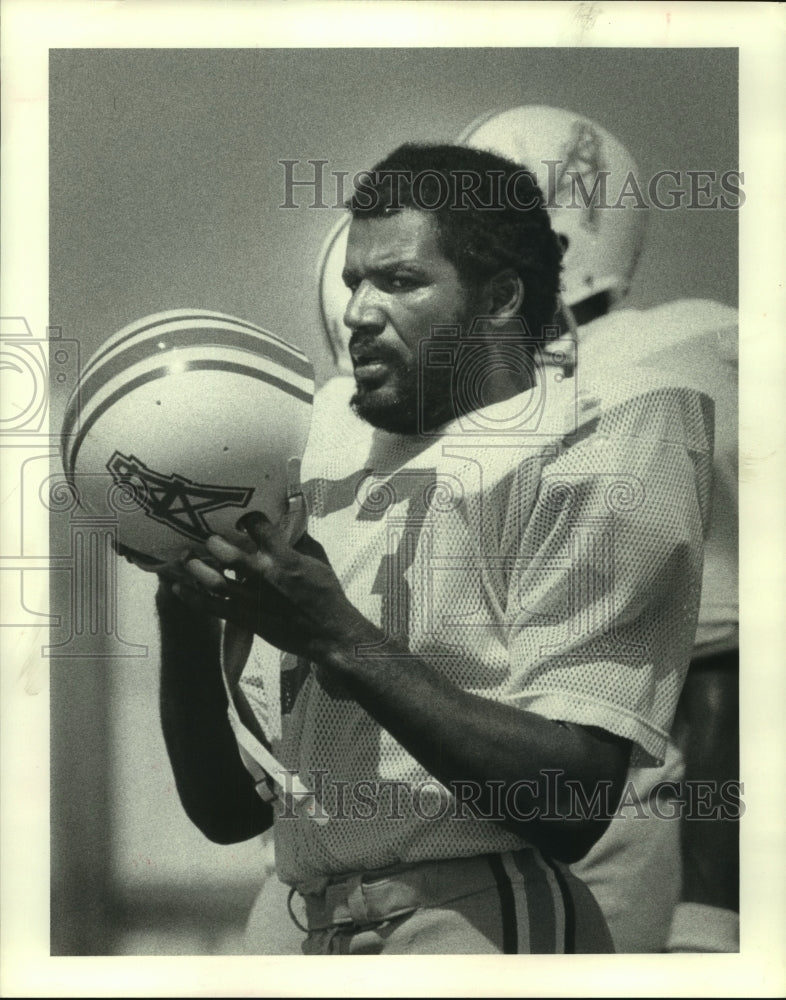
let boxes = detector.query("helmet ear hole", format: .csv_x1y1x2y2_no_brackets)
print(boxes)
557,233,570,253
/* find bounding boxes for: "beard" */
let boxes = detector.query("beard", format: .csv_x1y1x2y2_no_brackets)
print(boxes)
350,351,457,435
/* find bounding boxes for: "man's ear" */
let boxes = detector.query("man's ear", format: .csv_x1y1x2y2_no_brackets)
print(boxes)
488,269,525,319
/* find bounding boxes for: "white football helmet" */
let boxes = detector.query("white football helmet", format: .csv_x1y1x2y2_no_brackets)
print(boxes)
60,309,314,566
317,215,353,374
458,105,647,308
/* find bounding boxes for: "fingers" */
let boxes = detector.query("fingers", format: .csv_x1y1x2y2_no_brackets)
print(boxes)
171,577,286,639
197,513,332,608
171,580,234,621
294,531,331,566
237,510,331,570
181,550,282,616
171,576,247,623
185,557,231,595
152,549,204,588
154,576,177,608
204,534,253,572
236,511,289,561
192,514,290,580
114,541,167,574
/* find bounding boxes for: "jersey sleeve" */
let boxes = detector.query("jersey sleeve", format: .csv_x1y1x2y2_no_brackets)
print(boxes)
501,382,714,767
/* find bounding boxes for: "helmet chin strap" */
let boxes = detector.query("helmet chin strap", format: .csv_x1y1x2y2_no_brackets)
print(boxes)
279,457,309,546
567,290,613,328
221,451,327,826
540,296,579,378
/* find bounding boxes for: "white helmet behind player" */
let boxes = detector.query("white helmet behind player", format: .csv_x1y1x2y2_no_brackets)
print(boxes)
458,104,647,310
317,106,645,372
317,215,353,374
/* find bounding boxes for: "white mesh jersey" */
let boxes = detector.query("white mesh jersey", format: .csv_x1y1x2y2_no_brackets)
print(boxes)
577,299,738,657
236,368,714,891
566,299,737,951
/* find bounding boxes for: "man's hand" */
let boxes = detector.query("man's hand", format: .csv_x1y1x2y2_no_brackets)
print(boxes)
176,511,373,661
166,512,629,862
113,538,198,586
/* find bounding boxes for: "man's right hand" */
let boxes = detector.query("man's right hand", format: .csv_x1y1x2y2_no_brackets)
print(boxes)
113,539,208,597
152,559,223,640
113,538,178,574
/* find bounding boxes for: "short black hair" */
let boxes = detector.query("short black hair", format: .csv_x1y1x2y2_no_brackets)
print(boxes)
348,142,563,337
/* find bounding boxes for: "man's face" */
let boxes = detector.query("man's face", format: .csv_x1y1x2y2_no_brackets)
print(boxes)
342,209,486,434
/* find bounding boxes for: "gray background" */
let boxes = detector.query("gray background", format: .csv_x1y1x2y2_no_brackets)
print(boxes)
49,47,738,955
50,47,738,385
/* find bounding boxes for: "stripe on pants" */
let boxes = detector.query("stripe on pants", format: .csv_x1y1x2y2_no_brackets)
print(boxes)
510,848,565,953
500,852,532,952
543,856,577,953
487,854,518,953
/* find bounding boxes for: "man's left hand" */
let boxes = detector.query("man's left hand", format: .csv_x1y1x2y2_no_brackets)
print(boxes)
177,511,370,661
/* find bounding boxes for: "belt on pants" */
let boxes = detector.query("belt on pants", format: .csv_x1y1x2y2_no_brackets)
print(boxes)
295,850,541,932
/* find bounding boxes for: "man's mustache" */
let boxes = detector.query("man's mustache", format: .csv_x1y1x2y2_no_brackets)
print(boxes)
348,335,404,365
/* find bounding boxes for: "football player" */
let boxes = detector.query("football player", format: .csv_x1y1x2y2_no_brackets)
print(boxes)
155,143,714,955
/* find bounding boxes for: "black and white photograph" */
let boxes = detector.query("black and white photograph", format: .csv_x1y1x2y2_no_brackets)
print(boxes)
1,1,784,996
